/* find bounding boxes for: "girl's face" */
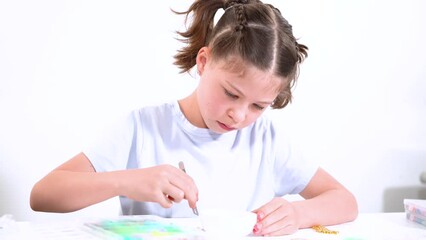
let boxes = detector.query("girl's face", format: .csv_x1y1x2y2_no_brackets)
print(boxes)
193,47,284,133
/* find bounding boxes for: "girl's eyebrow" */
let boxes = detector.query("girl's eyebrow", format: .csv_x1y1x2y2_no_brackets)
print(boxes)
225,81,274,105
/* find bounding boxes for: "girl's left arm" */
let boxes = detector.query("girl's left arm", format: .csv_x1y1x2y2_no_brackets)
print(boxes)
252,167,358,236
295,167,358,227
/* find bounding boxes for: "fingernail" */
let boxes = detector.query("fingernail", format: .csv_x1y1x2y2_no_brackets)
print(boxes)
253,223,261,234
257,212,264,221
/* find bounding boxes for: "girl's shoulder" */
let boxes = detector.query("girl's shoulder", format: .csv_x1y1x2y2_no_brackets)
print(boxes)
130,101,178,121
105,102,178,135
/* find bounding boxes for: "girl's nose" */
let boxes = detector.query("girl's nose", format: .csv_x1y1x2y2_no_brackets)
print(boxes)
228,107,246,124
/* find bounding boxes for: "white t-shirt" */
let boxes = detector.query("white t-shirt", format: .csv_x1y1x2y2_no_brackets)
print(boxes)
84,101,318,217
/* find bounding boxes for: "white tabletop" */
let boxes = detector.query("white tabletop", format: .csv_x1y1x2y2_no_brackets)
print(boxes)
1,212,425,240
268,212,426,240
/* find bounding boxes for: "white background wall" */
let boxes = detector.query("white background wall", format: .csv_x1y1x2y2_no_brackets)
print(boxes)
1,0,425,222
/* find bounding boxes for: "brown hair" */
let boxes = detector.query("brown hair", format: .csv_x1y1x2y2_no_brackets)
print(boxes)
173,0,308,109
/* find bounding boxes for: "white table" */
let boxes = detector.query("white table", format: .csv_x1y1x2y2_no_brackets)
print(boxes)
1,213,425,240
270,212,426,240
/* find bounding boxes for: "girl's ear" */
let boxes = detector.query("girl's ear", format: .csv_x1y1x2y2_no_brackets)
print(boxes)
196,47,210,75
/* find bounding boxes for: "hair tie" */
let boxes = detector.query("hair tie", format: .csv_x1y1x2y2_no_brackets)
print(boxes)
213,8,225,26
224,0,248,10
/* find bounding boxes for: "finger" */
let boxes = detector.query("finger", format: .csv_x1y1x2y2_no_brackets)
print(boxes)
254,210,284,236
260,215,293,236
168,168,199,208
253,198,296,236
253,198,282,221
163,185,185,203
157,192,173,208
263,222,297,236
186,188,199,209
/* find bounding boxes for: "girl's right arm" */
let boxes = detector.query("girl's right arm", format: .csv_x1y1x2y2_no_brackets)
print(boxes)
30,152,198,213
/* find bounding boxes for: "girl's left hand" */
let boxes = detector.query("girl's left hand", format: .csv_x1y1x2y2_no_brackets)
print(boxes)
252,197,301,236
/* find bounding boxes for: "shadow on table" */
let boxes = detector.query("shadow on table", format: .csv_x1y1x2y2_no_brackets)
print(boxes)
383,186,426,212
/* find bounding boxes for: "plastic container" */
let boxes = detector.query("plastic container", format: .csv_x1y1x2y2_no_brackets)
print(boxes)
404,199,426,227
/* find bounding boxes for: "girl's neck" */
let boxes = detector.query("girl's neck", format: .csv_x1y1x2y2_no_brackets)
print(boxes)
178,91,207,129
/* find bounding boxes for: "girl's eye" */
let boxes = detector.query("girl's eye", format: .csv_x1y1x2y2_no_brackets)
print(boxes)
253,104,265,110
225,89,238,99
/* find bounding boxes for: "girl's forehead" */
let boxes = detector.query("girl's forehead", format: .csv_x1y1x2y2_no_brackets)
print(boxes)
212,56,284,90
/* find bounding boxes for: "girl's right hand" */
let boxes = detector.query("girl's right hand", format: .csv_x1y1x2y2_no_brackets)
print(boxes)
117,164,199,209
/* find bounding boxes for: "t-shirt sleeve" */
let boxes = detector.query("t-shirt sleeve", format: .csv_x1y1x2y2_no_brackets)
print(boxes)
83,111,140,172
272,125,319,195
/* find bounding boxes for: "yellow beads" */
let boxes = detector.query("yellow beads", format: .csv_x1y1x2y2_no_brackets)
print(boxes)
312,225,339,234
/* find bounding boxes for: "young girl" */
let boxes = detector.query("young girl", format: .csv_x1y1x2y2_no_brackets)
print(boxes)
30,0,358,236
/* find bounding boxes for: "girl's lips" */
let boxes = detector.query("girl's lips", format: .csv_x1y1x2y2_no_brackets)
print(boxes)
218,121,235,131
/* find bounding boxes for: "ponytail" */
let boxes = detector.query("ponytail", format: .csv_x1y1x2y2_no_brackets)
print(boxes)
173,0,224,73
